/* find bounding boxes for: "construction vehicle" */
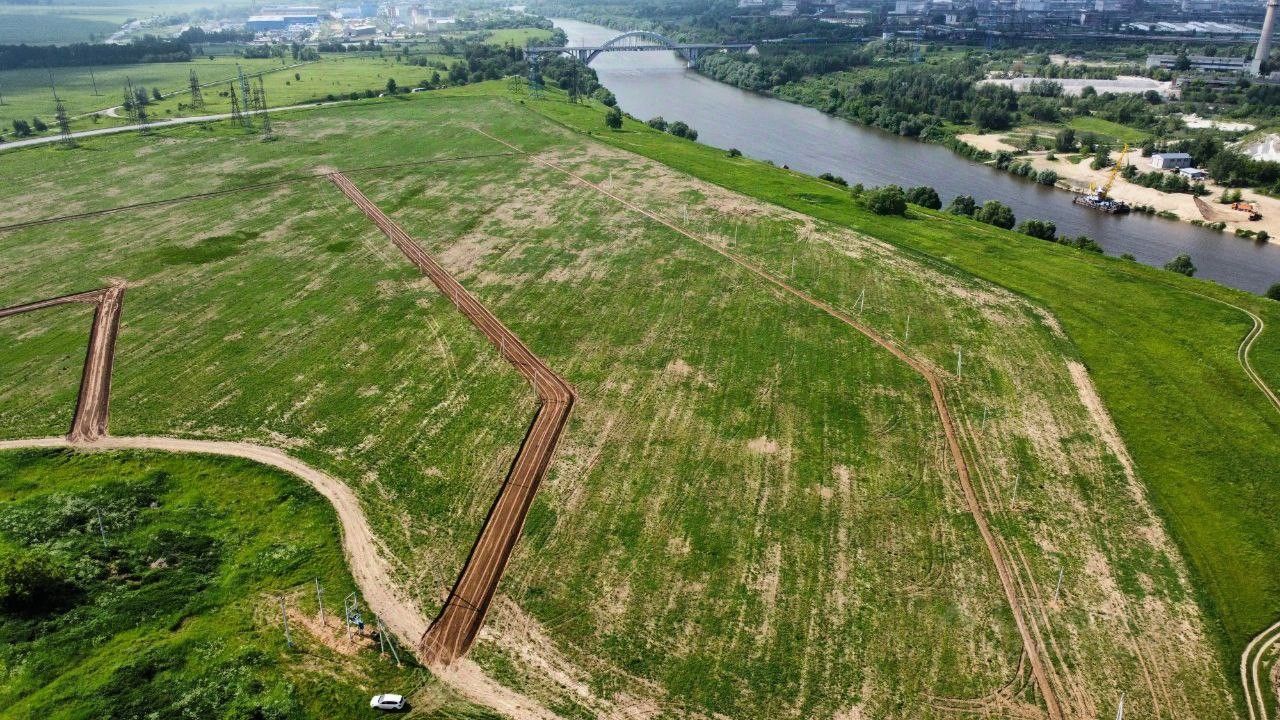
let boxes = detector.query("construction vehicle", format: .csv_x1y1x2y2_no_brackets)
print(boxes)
1232,201,1263,221
1073,143,1132,214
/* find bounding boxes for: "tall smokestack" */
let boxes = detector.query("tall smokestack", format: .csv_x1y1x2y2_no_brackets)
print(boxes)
1252,0,1279,76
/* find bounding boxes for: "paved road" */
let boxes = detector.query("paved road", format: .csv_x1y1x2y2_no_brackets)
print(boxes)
0,99,341,152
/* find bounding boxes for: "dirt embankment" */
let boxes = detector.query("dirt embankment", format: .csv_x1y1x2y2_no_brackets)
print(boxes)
328,172,575,667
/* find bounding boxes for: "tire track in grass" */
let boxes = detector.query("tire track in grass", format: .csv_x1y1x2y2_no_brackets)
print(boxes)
327,171,576,667
470,126,1066,720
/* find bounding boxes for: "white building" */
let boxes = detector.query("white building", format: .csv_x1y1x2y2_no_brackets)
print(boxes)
1179,167,1210,180
1151,152,1193,169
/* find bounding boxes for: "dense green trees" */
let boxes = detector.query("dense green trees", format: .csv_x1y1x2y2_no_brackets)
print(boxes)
947,194,977,216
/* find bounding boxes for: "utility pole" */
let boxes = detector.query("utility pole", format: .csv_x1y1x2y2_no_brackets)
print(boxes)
280,596,292,647
1053,565,1064,603
377,619,401,666
90,67,100,96
1115,693,1125,720
956,347,963,379
904,313,910,343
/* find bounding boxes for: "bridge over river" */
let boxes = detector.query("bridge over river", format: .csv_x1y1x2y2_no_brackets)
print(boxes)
527,30,755,67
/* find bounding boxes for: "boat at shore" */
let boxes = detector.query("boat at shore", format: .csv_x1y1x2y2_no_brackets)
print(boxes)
1073,192,1131,214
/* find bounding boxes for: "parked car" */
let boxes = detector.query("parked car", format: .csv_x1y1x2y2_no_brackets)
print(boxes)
370,694,405,711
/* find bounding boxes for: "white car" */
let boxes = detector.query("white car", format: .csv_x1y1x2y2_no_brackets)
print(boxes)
370,694,405,711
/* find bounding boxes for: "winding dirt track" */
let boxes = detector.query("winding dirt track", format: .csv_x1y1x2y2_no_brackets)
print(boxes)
1,283,125,442
327,171,575,666
471,127,1066,720
1244,620,1280,720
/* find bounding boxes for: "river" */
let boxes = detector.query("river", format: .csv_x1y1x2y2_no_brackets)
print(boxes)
554,17,1280,293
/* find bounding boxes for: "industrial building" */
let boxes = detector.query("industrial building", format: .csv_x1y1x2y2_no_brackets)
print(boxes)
246,6,321,30
1151,152,1194,170
1146,54,1250,72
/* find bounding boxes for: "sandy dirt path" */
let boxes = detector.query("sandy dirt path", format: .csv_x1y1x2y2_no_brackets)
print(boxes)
328,172,575,667
470,127,1065,720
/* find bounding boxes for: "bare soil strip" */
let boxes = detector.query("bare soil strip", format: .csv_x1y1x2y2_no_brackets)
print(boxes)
327,171,575,667
0,153,516,234
472,127,1065,720
67,284,125,443
0,284,125,443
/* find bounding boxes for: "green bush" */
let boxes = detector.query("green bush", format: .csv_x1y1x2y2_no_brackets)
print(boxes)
906,186,942,210
1164,253,1196,277
974,200,1016,229
864,185,907,216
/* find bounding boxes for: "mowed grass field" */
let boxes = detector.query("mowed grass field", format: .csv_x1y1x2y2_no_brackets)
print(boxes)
0,91,1250,717
0,449,498,719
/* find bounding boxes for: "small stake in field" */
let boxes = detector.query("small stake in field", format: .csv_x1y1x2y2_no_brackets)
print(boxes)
856,288,866,314
1054,565,1064,604
280,596,293,648
315,578,325,625
95,508,107,548
1115,693,1125,720
1011,475,1019,507
956,347,963,380
904,313,910,344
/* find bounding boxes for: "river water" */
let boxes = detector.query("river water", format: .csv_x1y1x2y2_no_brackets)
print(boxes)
555,17,1280,292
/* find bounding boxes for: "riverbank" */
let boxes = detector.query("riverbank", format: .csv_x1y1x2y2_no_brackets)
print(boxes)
958,132,1280,240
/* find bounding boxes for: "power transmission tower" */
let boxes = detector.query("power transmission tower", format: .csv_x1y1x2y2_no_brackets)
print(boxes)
255,76,272,137
237,64,253,126
55,95,74,147
89,67,100,96
188,68,204,108
228,82,243,128
122,77,138,124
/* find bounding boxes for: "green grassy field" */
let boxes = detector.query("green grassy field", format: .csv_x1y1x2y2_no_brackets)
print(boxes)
0,53,461,139
531,92,1280,698
481,27,555,46
0,448,497,718
1067,114,1152,144
0,89,1249,717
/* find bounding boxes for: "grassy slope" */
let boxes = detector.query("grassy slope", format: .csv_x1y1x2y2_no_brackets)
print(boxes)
0,448,496,719
527,93,1280,661
0,302,93,438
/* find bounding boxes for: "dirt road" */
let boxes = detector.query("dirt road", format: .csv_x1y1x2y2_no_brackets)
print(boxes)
1,283,125,443
328,172,575,666
472,127,1066,720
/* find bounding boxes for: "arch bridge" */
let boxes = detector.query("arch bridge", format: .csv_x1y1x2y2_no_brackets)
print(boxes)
527,30,755,68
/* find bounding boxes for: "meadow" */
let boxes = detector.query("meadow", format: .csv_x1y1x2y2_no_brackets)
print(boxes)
0,448,497,718
0,0,250,44
0,91,1248,717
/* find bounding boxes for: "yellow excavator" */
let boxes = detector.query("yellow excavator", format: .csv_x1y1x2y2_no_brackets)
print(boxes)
1075,143,1132,214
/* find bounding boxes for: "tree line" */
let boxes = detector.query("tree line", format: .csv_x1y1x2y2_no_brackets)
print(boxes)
0,36,191,70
